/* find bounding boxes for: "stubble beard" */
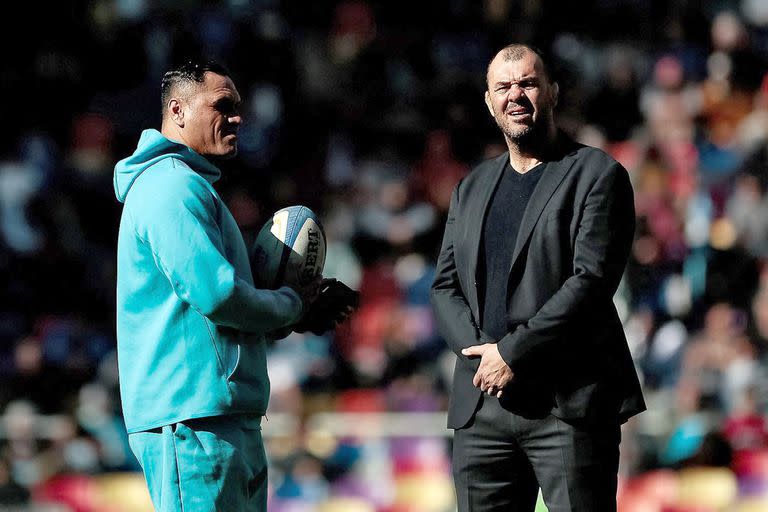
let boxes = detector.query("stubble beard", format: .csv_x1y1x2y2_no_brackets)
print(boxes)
496,111,551,152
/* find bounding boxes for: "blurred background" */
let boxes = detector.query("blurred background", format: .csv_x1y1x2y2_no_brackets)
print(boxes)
1,0,768,511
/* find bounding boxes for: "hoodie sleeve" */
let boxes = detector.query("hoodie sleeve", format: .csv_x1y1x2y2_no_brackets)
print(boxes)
129,165,303,333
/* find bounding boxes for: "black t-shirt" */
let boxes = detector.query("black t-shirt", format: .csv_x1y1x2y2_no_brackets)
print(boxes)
480,162,545,340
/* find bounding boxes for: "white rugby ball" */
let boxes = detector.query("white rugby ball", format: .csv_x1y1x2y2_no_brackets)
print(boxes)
251,205,326,289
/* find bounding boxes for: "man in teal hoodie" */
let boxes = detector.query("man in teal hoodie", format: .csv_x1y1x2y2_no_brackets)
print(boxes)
114,60,320,511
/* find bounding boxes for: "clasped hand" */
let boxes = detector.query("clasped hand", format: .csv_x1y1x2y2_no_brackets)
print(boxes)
461,343,514,398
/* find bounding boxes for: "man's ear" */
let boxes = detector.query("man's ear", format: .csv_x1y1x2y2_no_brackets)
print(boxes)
167,98,185,128
551,82,559,108
484,90,494,117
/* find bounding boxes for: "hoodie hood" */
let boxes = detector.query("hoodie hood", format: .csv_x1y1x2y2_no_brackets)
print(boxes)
113,129,221,203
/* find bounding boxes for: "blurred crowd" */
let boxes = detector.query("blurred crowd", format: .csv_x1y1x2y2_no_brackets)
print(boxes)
1,0,768,510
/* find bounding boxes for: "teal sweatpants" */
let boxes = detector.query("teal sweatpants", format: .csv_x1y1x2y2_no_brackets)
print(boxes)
128,415,267,512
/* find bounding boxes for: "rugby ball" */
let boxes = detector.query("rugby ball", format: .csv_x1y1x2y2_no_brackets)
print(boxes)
251,205,326,289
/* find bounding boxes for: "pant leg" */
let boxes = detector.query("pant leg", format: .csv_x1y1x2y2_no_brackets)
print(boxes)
128,425,184,512
128,415,267,512
238,416,268,512
517,415,621,512
452,396,539,512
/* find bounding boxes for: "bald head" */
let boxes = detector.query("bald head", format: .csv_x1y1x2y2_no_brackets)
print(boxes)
486,44,553,88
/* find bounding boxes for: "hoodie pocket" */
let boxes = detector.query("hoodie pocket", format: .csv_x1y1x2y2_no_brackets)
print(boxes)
203,317,243,380
226,342,241,381
202,317,225,375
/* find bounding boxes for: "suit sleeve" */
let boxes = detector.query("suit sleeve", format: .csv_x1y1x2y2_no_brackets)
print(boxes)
430,182,494,370
134,171,303,334
496,162,635,370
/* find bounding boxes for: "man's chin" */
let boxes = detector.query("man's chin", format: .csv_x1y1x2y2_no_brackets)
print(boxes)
205,147,238,160
504,125,535,144
218,143,239,159
219,135,239,159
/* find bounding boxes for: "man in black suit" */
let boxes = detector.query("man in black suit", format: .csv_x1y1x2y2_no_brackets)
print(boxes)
430,44,645,511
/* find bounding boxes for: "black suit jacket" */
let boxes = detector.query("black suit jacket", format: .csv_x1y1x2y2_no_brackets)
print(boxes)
431,140,646,429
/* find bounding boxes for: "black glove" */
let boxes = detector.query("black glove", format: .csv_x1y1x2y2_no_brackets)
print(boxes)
294,278,360,335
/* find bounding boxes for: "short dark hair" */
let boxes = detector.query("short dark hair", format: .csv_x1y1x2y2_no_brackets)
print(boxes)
486,44,555,87
160,59,231,112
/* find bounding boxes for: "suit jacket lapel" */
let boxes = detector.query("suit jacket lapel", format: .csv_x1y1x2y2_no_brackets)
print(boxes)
468,153,508,300
509,152,577,270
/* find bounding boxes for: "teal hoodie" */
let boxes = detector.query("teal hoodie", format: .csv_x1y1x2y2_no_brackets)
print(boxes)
114,129,303,433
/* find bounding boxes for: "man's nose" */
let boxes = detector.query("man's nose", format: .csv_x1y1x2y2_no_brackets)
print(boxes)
229,114,242,125
507,84,526,103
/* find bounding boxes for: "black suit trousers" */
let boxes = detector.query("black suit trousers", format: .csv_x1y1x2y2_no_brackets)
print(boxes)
452,395,620,512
